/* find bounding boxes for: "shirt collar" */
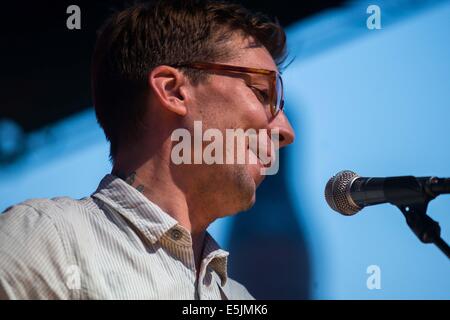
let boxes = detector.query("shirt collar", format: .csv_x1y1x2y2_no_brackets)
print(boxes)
91,174,229,285
203,232,229,286
92,174,178,244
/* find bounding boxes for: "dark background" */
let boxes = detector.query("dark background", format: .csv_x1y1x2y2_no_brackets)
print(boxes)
0,0,346,133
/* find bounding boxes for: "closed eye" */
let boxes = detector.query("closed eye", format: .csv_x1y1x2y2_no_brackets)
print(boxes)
249,86,270,104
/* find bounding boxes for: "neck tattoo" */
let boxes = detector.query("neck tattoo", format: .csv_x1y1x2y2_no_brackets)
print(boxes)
114,171,145,194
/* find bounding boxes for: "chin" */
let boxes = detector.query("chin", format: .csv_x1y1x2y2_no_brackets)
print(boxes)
224,170,256,214
243,193,257,211
223,192,255,216
237,175,257,211
215,164,259,215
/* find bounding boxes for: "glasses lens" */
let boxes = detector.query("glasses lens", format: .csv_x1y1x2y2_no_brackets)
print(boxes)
272,75,284,116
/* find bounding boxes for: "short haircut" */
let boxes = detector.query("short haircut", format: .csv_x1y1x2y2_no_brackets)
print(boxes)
91,0,287,162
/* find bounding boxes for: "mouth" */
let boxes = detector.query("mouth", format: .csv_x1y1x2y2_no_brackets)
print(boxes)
247,147,263,167
247,141,273,169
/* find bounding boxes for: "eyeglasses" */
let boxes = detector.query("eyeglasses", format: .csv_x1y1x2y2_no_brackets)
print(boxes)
171,62,284,118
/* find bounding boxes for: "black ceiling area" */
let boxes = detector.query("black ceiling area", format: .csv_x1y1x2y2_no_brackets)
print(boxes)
0,0,347,134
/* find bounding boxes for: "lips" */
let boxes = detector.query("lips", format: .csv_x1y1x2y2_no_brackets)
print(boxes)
248,147,263,167
247,139,273,169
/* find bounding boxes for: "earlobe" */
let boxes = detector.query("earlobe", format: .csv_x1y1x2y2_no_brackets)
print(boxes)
148,65,188,116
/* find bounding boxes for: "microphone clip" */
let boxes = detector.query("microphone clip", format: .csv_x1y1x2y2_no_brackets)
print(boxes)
396,201,450,259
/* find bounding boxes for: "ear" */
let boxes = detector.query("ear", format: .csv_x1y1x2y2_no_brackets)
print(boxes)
148,65,189,116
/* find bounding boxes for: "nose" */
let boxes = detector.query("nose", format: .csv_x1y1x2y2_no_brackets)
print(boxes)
268,111,295,148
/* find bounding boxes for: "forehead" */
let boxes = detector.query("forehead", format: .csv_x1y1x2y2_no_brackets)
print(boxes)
224,35,278,73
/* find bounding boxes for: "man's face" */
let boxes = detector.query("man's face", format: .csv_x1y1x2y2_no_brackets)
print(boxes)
177,35,294,219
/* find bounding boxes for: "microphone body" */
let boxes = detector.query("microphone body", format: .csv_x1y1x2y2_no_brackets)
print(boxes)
325,170,450,259
325,171,450,215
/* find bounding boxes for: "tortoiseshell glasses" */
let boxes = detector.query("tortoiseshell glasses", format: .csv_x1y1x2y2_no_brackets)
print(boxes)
171,62,284,117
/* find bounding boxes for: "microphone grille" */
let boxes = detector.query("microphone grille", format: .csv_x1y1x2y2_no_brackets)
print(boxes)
325,170,361,215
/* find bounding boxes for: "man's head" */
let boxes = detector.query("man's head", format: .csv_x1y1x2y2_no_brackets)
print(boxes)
92,0,295,222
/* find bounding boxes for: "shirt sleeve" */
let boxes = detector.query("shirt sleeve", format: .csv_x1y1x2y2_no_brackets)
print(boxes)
0,203,73,300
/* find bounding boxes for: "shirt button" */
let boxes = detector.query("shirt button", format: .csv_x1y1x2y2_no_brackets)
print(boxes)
170,229,183,241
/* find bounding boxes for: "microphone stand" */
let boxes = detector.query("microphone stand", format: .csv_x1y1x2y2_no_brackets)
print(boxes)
396,201,450,259
383,176,450,259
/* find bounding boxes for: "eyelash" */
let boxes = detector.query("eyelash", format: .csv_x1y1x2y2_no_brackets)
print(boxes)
249,86,269,103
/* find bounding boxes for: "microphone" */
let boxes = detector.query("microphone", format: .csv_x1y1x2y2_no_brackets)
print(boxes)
325,170,450,216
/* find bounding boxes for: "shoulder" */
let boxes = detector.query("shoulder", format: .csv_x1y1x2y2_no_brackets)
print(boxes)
1,196,100,235
1,197,87,220
0,197,87,299
12,196,87,216
0,196,97,264
0,198,68,239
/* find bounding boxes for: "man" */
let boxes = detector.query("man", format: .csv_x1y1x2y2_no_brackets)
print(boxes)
0,0,294,299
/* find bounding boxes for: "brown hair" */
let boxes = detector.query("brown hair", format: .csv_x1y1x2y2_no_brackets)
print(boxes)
91,0,287,162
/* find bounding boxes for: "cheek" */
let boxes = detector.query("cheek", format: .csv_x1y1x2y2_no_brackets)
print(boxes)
220,86,268,128
190,82,229,121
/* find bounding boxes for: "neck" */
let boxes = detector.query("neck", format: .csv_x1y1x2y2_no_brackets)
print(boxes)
112,141,213,268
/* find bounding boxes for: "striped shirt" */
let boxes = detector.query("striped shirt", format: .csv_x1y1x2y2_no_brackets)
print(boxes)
0,174,254,300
